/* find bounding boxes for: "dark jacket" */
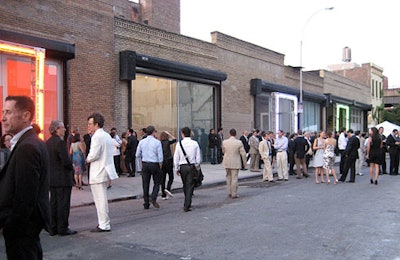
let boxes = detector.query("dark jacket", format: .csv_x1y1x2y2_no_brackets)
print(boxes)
386,133,399,153
0,128,51,232
125,135,139,161
208,133,218,148
239,135,250,153
344,135,360,159
294,136,309,159
46,134,74,187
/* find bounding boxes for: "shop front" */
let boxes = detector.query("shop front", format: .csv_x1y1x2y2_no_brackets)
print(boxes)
0,31,74,139
251,78,325,134
120,51,227,161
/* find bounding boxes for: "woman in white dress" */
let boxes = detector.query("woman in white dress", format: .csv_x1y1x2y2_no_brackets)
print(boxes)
313,130,326,184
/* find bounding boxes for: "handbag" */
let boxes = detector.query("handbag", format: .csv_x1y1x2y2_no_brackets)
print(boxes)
179,141,203,187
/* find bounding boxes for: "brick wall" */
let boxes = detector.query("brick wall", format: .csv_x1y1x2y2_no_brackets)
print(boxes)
0,0,117,133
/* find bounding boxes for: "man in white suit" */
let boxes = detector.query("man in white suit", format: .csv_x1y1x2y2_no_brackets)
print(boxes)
86,113,118,232
222,128,247,199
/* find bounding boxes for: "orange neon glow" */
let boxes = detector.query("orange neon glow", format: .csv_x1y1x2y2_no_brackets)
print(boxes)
0,43,36,57
35,48,45,139
1,41,47,140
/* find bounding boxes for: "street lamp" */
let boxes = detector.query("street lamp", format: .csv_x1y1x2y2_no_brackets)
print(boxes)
299,6,334,130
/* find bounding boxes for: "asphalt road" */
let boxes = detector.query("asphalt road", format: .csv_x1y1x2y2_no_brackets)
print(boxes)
1,170,400,260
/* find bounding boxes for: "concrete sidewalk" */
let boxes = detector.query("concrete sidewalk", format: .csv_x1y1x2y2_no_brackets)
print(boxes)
70,163,263,208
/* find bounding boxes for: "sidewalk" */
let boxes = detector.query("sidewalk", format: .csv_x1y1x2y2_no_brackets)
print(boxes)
70,163,262,208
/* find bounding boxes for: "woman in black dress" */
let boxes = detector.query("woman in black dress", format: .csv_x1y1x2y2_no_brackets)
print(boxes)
366,127,382,185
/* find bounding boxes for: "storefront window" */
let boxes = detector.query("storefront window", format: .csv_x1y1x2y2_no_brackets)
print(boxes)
131,75,215,161
302,101,321,132
350,108,362,131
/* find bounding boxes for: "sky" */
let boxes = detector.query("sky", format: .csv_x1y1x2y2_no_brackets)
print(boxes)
181,0,400,88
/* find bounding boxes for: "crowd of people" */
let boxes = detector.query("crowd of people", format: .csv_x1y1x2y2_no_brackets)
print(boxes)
234,126,395,186
0,95,398,260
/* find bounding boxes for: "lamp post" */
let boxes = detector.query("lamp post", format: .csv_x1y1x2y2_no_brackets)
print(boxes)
299,6,334,130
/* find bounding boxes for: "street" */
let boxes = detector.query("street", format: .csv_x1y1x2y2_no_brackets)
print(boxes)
1,167,400,259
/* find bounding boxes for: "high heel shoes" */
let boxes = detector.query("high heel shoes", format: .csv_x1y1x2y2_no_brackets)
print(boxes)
327,180,331,184
370,179,373,184
334,179,338,185
375,180,378,185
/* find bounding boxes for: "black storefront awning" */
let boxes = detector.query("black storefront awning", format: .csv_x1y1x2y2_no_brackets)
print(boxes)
120,50,227,85
250,78,326,103
325,93,372,110
0,29,75,60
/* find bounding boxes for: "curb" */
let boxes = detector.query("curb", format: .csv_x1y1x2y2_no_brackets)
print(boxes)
70,173,263,209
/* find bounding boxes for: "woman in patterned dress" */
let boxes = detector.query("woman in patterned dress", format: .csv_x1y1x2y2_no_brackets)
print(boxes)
69,133,85,189
323,131,338,184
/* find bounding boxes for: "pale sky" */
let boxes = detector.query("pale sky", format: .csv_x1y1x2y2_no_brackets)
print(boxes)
181,0,400,88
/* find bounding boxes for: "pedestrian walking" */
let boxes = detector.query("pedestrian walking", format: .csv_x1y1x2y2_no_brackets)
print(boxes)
136,125,163,209
222,128,247,198
174,127,201,212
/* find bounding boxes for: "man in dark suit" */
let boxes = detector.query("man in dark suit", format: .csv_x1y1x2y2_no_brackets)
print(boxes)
379,127,387,174
386,129,400,175
294,130,310,179
239,130,250,170
339,129,360,183
125,128,138,177
46,120,77,236
83,129,92,185
0,95,51,259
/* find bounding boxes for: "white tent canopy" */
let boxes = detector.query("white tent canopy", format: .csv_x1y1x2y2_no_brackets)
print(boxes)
374,121,400,137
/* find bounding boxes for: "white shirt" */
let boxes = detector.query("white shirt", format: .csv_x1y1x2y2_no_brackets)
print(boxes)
173,137,201,172
10,126,33,151
338,132,347,150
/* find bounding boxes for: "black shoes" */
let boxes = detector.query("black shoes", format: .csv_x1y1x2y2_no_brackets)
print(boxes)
59,229,77,236
370,179,373,184
90,226,110,233
183,207,192,212
150,200,160,208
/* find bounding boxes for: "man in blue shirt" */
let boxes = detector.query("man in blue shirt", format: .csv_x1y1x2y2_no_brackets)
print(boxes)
136,125,163,209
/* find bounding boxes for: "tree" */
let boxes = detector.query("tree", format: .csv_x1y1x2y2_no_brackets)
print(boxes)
382,104,400,125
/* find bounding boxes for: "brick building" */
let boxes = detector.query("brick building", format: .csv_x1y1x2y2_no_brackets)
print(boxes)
0,0,375,159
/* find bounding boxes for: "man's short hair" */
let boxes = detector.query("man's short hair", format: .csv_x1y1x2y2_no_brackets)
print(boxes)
128,128,134,134
88,112,105,128
181,127,191,137
347,129,354,134
5,96,35,121
146,125,155,135
229,128,236,136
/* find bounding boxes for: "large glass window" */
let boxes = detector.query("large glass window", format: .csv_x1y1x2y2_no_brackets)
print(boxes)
350,108,362,131
302,101,321,132
131,75,216,161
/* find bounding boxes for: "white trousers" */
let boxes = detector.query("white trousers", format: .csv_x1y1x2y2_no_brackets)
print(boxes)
276,151,288,180
91,181,111,230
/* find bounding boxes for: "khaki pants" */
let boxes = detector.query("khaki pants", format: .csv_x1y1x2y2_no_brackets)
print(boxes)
276,151,288,180
225,168,239,197
262,158,273,181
